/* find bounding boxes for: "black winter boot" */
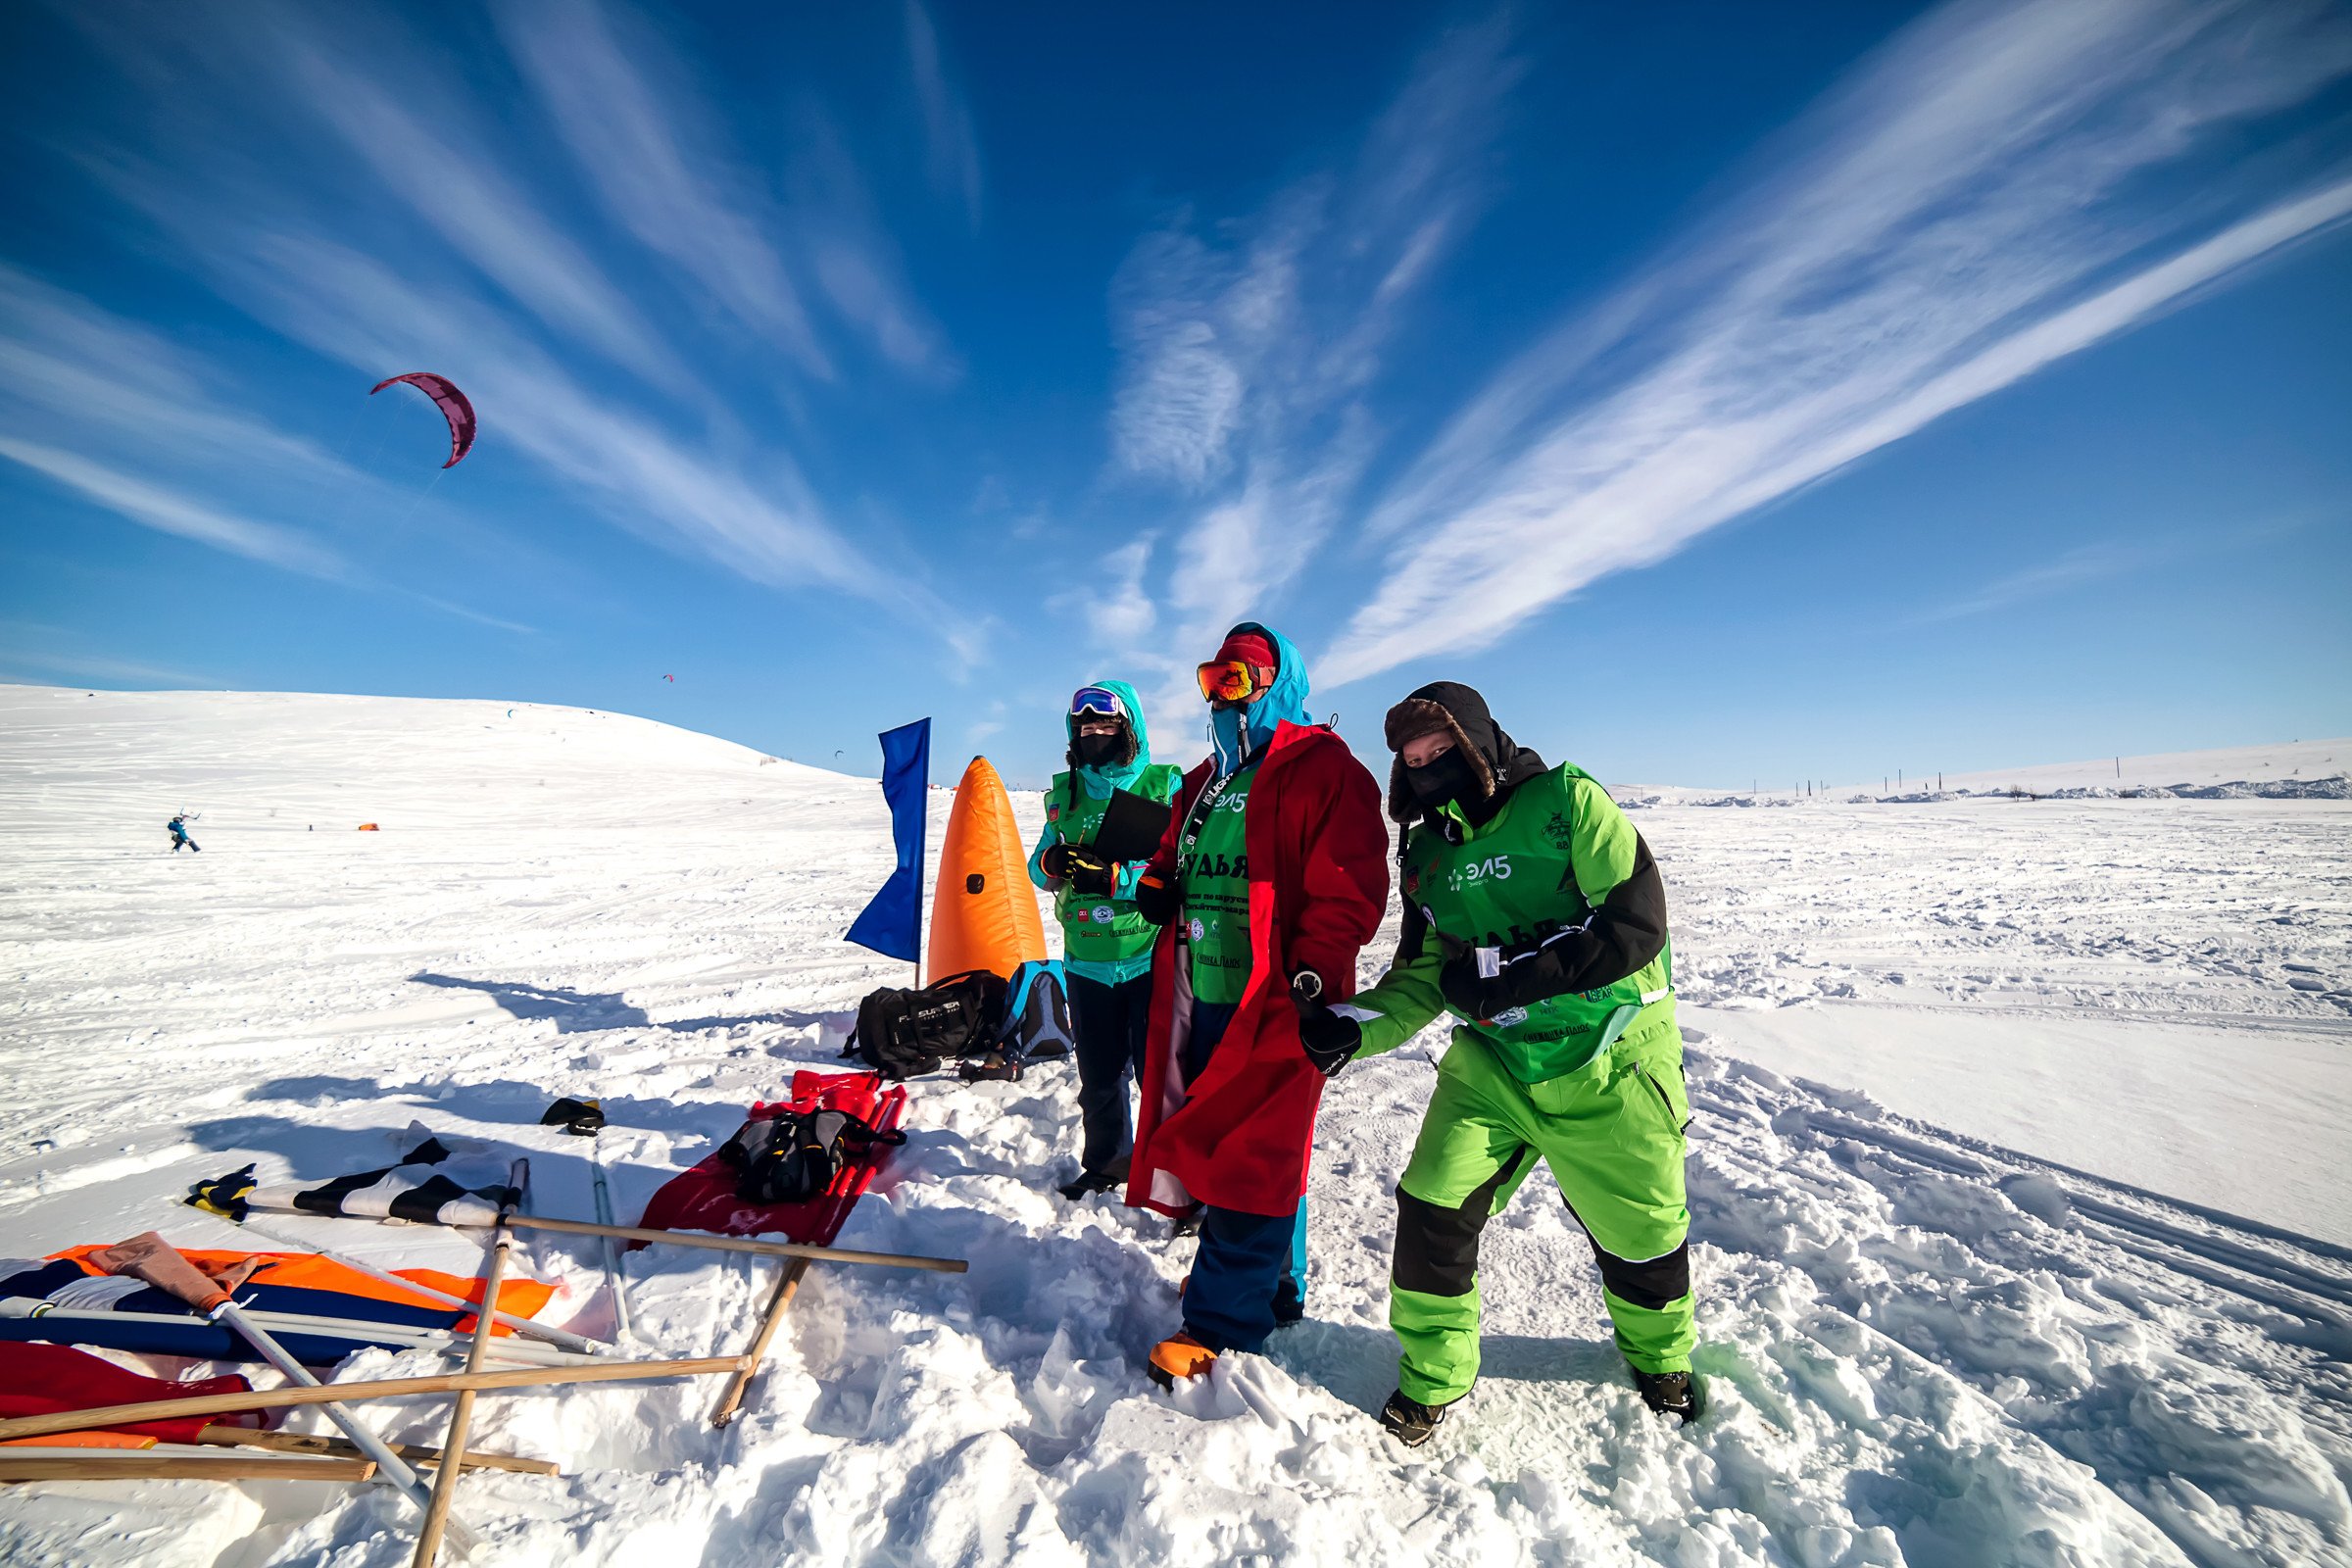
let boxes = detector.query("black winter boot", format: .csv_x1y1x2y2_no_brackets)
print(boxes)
1056,1168,1119,1200
1377,1389,1459,1447
1634,1368,1706,1424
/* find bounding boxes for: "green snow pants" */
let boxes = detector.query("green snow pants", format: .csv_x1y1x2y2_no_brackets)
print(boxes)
1391,1026,1694,1405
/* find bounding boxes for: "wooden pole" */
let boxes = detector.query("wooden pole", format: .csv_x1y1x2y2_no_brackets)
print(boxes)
0,1357,748,1446
710,1257,810,1428
0,1450,376,1484
414,1159,520,1567
492,1214,966,1274
202,1426,558,1476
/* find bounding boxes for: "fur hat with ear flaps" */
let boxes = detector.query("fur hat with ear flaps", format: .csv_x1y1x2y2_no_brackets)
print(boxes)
1382,681,1548,825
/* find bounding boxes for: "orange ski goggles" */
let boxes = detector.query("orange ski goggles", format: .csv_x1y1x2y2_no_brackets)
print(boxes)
1197,659,1273,706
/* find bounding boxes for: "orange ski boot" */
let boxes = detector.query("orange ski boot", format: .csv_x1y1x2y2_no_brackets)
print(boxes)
1148,1331,1216,1389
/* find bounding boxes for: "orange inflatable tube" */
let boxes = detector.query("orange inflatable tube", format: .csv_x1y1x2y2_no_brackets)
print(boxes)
926,756,1046,981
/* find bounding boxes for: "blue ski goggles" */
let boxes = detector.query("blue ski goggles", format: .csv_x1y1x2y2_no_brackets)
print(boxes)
1070,686,1128,719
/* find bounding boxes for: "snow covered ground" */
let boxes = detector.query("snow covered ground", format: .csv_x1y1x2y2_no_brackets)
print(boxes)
2,685,2348,1567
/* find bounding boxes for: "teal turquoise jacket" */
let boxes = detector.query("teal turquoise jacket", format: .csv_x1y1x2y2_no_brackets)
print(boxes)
1027,679,1182,985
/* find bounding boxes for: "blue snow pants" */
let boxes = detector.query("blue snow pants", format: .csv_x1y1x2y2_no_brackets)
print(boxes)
1178,1001,1309,1353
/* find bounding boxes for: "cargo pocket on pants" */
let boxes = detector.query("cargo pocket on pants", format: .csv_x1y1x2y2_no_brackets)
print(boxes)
1636,1062,1690,1133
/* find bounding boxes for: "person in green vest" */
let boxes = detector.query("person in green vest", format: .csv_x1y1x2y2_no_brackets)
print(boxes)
1028,681,1185,1200
1292,681,1700,1444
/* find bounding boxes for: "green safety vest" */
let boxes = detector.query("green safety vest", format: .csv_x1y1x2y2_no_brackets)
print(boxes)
1045,764,1184,966
1177,760,1257,1005
1398,764,1675,1083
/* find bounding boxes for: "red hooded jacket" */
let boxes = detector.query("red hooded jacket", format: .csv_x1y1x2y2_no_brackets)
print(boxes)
1126,720,1390,1217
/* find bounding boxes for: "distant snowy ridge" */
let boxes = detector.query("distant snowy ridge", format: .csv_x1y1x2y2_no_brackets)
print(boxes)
1618,737,2351,808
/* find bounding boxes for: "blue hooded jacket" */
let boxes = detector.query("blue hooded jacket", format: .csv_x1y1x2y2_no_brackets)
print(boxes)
1208,622,1312,778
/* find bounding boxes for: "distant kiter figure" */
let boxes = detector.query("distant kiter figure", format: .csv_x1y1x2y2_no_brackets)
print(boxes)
168,814,200,854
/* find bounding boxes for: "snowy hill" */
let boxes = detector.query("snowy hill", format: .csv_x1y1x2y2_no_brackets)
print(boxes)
0,684,841,835
2,686,2348,1567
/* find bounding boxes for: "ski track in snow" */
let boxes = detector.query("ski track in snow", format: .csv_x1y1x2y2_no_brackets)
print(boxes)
1,686,2348,1568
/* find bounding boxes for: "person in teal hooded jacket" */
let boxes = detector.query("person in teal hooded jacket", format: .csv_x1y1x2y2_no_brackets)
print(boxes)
1029,680,1185,1200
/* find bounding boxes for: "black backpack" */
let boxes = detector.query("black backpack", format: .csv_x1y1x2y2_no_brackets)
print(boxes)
718,1108,906,1205
846,968,1008,1079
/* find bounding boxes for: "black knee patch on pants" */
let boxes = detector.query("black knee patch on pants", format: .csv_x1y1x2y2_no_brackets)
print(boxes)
1590,1238,1690,1311
1393,1149,1534,1298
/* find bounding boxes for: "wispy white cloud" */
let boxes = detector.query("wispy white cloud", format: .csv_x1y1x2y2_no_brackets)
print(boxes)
1323,0,2352,685
0,263,353,486
1050,532,1159,647
0,634,221,687
1916,541,2157,623
0,435,346,577
206,228,872,593
965,699,1008,746
272,24,699,398
494,0,830,375
0,264,543,631
53,0,976,638
787,109,960,380
1104,14,1522,731
1107,221,1264,486
403,592,537,635
904,0,983,229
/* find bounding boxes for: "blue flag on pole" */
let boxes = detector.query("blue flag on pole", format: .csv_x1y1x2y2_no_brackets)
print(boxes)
845,718,930,964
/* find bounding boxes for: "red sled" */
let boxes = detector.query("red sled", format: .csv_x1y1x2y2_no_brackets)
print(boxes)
635,1070,907,1249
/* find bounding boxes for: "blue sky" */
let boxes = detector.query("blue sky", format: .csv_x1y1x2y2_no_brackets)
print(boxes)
3,0,2348,789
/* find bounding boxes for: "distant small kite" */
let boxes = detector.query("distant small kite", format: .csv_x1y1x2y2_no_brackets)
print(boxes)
369,372,477,467
663,673,675,682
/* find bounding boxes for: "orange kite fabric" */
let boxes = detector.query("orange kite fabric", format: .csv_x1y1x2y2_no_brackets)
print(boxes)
46,1246,554,1335
926,755,1047,982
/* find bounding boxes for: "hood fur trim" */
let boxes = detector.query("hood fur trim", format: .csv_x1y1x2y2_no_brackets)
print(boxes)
1382,697,1496,825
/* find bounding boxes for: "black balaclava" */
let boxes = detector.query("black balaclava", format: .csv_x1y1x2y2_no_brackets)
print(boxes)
1382,681,1547,828
1405,749,1483,817
1070,718,1135,771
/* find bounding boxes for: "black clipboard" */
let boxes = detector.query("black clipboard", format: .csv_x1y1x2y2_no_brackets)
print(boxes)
1090,788,1175,862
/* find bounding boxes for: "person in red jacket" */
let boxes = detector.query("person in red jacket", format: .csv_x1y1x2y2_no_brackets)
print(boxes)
1126,622,1389,1387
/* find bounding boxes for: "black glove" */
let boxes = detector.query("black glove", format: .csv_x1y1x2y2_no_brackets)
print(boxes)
1291,972,1360,1077
1133,868,1178,925
1042,841,1115,895
1440,944,1571,1022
